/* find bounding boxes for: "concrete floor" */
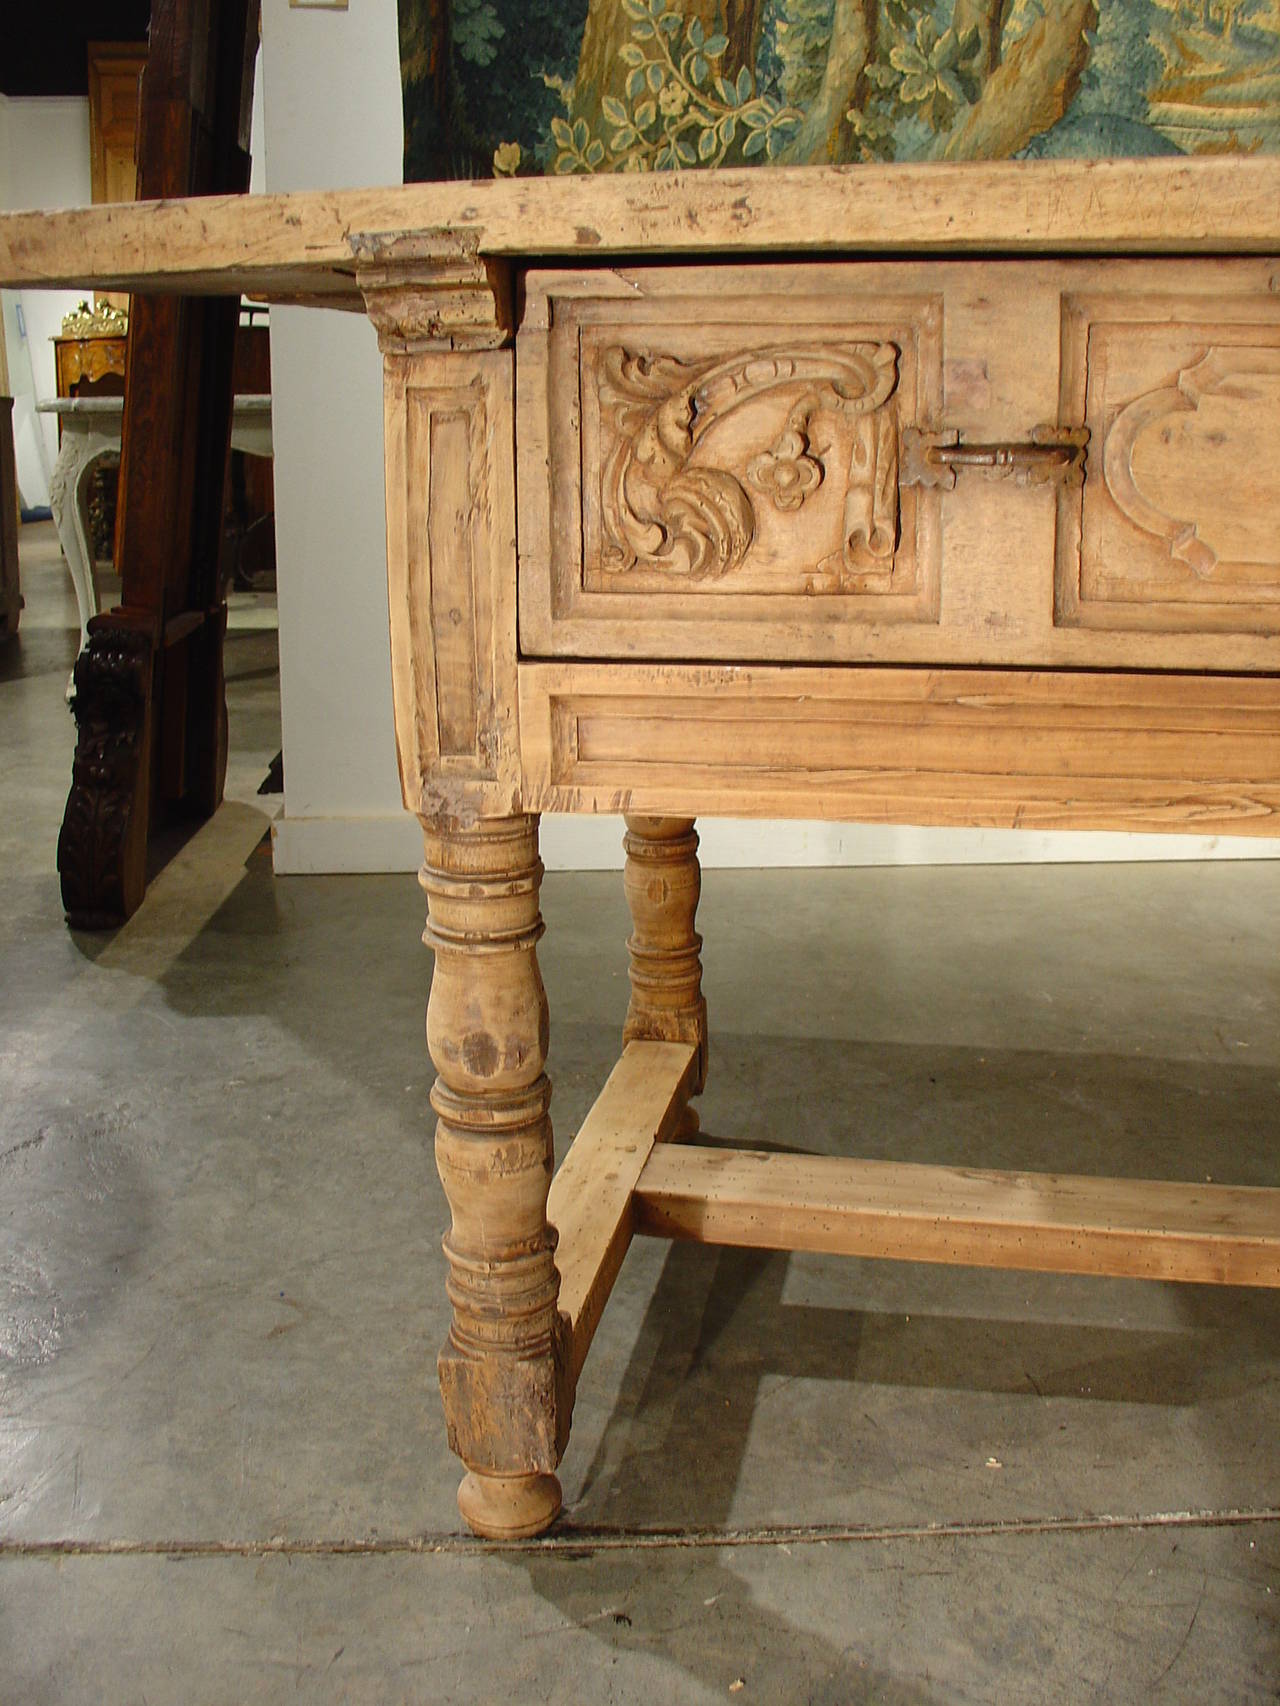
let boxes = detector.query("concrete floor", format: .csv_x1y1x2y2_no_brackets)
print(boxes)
1,522,1278,1703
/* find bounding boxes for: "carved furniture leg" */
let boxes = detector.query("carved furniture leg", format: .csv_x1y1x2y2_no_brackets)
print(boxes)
58,620,153,928
47,419,117,655
623,815,708,1134
422,813,570,1539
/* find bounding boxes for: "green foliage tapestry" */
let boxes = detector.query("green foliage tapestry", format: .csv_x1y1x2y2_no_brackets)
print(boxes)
398,0,1280,182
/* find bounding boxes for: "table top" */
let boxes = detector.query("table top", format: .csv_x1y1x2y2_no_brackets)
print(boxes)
2,158,1280,310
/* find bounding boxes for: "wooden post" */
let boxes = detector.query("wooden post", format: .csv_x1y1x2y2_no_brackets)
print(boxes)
0,396,21,642
623,816,708,1111
358,238,567,1536
58,0,259,927
422,813,569,1539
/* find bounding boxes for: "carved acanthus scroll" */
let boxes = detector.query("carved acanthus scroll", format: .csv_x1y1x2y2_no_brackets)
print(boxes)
599,343,900,580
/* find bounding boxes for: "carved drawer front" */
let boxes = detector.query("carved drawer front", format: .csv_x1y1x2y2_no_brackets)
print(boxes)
518,263,952,664
517,260,1280,672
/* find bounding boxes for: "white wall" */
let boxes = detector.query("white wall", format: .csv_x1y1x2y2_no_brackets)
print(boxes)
249,68,266,198
0,69,262,518
254,8,1280,873
0,94,93,511
258,0,408,873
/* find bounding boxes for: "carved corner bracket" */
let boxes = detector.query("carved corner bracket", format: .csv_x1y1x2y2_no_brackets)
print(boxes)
353,230,514,353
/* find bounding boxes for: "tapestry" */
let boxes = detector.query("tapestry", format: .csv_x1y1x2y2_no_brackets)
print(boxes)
398,1,1280,183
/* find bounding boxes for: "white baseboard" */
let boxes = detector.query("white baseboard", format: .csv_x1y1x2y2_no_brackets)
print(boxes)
694,822,1280,867
270,812,1280,875
271,814,424,874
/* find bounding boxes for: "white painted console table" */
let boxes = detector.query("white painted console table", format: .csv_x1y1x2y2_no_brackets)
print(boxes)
39,394,272,647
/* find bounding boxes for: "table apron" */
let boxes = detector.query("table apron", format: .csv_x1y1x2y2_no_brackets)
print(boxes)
517,660,1280,833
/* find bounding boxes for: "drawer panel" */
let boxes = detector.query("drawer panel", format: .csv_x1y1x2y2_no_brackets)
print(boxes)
516,260,1280,671
1058,288,1280,633
578,300,942,613
518,662,1280,835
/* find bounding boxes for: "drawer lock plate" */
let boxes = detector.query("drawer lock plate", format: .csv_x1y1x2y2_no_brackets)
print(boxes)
902,425,1089,491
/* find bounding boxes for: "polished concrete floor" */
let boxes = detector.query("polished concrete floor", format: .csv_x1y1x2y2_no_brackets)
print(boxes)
1,523,1278,1703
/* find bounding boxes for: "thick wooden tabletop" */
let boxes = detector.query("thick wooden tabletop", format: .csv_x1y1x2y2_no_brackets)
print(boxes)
2,157,1279,309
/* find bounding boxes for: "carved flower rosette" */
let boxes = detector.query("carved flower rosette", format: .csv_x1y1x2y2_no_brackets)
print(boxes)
597,342,902,584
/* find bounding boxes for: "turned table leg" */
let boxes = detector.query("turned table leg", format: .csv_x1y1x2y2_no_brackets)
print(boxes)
623,816,708,1133
421,813,569,1538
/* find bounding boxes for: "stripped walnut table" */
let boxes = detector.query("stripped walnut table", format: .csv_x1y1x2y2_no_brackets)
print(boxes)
5,159,1279,1538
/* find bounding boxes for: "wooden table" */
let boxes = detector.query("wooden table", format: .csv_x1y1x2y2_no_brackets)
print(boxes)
4,159,1279,1539
39,394,273,650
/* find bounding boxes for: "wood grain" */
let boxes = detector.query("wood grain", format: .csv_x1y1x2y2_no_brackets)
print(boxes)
380,350,521,822
356,232,513,353
87,42,145,208
1059,289,1280,636
622,817,708,1094
519,661,1280,833
635,1146,1280,1288
4,158,1280,303
422,813,568,1539
547,1040,699,1386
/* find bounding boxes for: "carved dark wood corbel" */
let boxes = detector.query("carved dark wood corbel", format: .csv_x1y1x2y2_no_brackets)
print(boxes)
58,624,153,929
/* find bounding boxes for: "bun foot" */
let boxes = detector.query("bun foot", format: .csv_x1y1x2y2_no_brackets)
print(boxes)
457,1471,563,1539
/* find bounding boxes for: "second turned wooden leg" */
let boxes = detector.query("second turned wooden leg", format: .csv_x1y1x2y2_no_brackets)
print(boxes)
422,813,570,1539
623,816,708,1131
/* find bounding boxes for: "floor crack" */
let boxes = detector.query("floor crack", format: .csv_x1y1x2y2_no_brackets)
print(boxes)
1,1506,1277,1559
